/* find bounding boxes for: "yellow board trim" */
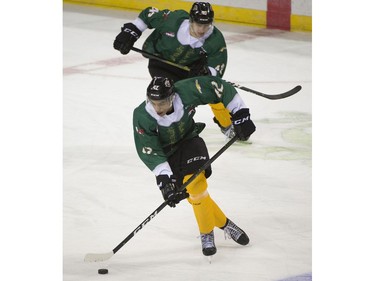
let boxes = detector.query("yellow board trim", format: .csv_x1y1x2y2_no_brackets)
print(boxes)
64,0,311,32
291,14,312,32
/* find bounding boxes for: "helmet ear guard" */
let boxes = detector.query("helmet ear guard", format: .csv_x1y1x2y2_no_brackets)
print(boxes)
189,2,214,24
146,77,175,101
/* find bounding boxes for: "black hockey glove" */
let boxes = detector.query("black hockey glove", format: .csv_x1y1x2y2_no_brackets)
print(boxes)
156,175,189,208
231,108,256,141
113,23,142,55
188,55,210,77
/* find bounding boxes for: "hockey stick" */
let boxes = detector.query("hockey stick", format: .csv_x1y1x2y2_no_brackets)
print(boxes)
131,46,190,71
84,135,239,262
130,47,302,100
225,82,302,100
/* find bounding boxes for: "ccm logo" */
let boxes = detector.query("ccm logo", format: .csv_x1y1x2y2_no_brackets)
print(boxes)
133,210,159,235
187,156,207,164
124,28,140,38
233,116,249,125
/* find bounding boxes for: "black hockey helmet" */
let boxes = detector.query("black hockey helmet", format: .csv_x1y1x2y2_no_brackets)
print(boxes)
190,2,214,24
146,77,175,100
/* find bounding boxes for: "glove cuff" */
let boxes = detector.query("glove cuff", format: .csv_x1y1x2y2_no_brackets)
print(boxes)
231,108,250,119
156,175,169,190
122,23,142,39
156,175,176,190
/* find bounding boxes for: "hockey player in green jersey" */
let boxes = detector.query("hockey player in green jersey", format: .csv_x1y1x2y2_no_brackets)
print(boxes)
114,2,235,138
133,76,256,256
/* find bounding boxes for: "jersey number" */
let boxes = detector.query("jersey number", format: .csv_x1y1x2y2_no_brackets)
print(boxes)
148,7,159,17
211,81,224,99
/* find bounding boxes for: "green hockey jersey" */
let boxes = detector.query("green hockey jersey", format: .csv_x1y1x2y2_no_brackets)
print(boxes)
137,7,227,77
133,76,243,172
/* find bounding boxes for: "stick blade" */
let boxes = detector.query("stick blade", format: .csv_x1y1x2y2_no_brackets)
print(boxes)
260,85,302,100
84,251,114,262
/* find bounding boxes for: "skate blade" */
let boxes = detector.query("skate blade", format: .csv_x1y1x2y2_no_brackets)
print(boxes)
207,256,213,264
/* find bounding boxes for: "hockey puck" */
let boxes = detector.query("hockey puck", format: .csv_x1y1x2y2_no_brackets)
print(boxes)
98,268,108,274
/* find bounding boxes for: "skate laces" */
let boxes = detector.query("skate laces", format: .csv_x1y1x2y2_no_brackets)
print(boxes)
223,220,243,241
200,231,215,249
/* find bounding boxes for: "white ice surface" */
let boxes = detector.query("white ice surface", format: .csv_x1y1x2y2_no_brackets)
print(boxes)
63,3,311,281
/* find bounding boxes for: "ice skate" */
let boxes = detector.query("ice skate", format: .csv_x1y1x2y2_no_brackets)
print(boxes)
220,218,249,245
200,230,217,256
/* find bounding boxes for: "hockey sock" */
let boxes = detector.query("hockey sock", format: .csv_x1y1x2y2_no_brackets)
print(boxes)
211,199,227,228
209,103,232,128
184,173,227,234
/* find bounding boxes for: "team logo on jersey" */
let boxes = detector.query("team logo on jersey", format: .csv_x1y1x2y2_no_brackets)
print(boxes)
163,11,170,20
135,126,145,135
165,32,175,37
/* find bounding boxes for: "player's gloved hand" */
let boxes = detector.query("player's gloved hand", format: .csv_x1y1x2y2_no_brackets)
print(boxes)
188,55,210,77
156,175,189,208
231,108,256,141
113,23,142,55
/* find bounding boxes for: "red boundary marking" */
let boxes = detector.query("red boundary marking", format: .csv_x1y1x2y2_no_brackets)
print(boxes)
267,0,291,30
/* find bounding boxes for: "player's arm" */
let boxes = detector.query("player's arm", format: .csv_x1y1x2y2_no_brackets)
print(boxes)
133,108,168,171
133,107,187,207
113,7,170,55
207,45,227,77
179,76,256,140
188,31,228,78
